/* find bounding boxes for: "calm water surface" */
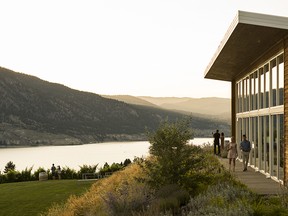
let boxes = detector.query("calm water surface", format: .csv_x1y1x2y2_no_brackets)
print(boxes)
0,138,213,172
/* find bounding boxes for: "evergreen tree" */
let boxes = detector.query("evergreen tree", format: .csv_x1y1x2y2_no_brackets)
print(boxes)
4,161,16,173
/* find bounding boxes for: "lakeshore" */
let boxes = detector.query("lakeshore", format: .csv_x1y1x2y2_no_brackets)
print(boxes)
0,138,213,172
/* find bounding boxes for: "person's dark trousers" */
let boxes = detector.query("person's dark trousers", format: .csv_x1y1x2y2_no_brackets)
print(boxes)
214,143,220,155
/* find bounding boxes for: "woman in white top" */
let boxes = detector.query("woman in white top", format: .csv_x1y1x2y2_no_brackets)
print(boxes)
227,136,238,172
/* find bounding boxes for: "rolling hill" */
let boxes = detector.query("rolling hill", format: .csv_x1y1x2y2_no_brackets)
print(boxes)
0,67,230,146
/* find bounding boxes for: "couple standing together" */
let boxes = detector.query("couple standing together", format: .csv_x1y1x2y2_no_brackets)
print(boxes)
213,130,251,172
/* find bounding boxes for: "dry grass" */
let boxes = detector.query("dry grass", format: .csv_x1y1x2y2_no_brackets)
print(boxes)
43,163,147,216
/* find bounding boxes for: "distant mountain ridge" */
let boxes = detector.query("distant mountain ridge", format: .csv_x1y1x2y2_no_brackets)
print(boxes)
102,95,157,107
139,96,230,118
0,67,230,146
102,95,231,122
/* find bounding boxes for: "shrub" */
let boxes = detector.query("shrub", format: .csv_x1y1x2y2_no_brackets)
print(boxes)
252,195,288,216
78,164,98,179
182,181,254,216
79,164,98,174
103,181,153,215
19,167,33,181
61,166,77,179
6,170,21,182
99,162,126,176
151,184,190,214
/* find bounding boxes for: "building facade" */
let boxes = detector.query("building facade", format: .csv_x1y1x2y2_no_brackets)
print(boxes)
204,11,288,184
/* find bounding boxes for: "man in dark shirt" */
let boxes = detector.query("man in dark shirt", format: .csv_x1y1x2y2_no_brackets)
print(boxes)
213,129,220,155
240,134,251,171
51,164,56,180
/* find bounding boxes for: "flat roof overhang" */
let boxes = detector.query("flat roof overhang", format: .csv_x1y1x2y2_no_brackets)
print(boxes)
204,11,288,82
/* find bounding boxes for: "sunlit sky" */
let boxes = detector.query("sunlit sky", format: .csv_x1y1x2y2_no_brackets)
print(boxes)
0,0,287,98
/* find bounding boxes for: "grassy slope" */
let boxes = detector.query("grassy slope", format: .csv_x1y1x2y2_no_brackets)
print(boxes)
0,180,94,216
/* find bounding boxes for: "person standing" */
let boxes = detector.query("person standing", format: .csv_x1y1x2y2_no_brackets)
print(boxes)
240,134,251,171
57,165,62,180
213,129,221,155
220,132,225,152
227,136,237,172
51,164,56,180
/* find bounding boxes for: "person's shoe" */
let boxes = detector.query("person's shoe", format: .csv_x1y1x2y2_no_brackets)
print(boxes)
243,168,247,171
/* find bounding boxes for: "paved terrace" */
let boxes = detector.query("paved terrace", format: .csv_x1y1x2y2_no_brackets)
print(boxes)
218,157,286,195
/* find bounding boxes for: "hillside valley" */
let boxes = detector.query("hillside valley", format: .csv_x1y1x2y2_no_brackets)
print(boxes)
0,67,230,146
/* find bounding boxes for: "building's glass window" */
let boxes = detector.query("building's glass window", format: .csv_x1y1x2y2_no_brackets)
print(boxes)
278,54,284,105
246,77,250,111
250,117,254,166
244,117,249,138
258,116,263,169
250,74,255,110
254,117,259,167
264,115,269,173
255,70,259,110
280,114,284,181
260,68,264,109
271,58,277,107
250,117,255,166
239,81,243,112
236,118,242,157
264,64,269,108
260,116,265,171
272,114,277,178
236,52,284,182
243,79,247,112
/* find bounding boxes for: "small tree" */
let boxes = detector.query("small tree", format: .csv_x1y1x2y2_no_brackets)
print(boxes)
4,161,16,173
123,158,132,166
145,119,202,188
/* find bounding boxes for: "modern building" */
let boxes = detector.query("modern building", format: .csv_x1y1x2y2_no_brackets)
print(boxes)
204,11,288,184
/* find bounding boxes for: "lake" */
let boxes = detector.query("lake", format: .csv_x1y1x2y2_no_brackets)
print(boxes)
0,138,213,172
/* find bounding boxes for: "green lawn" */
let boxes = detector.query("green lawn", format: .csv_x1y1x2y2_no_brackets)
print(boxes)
0,180,95,216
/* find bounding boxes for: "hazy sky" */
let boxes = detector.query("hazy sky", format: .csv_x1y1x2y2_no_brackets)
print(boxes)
0,0,287,98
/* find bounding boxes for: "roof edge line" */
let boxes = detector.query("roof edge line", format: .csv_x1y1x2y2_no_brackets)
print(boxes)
238,11,288,30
